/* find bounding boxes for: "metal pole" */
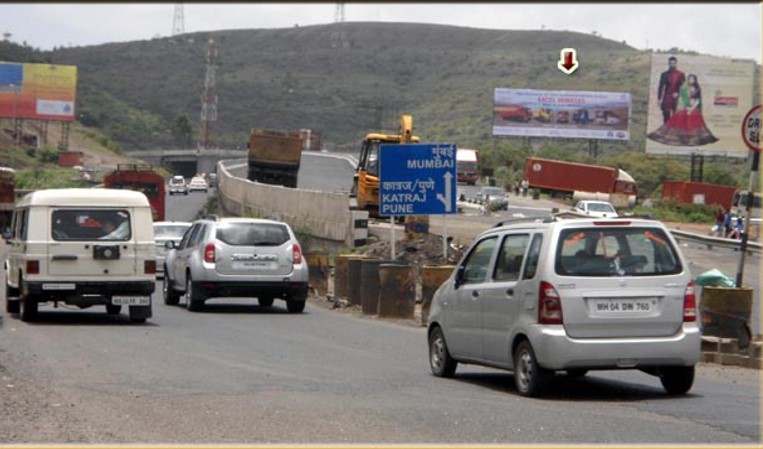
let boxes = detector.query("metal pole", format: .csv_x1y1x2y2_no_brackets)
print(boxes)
736,151,759,287
442,214,447,260
390,215,395,260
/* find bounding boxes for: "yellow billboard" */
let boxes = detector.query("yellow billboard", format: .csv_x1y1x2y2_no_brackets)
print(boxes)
0,62,77,122
646,54,755,158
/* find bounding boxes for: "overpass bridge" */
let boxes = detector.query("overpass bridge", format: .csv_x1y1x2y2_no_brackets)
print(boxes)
124,148,247,178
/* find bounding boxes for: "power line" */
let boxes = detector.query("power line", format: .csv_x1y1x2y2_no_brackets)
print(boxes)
172,4,185,36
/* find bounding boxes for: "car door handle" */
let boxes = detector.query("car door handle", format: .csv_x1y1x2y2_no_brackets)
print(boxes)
506,288,514,296
471,290,480,298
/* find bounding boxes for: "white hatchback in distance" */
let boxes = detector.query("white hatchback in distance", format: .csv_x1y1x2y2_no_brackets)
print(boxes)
574,200,618,218
427,217,700,397
188,176,209,193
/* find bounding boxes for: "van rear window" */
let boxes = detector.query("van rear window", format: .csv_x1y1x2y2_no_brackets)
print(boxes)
52,209,132,241
216,223,289,246
555,227,682,276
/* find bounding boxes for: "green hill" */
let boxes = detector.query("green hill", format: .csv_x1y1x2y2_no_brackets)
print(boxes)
1,23,759,195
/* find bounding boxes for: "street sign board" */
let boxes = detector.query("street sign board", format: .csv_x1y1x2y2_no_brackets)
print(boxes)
379,143,456,216
742,104,761,153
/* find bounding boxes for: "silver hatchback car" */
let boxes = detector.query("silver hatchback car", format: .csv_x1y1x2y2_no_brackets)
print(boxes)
427,217,700,397
163,216,309,313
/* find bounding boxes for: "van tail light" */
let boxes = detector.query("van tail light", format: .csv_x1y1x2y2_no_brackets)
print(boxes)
683,281,697,322
204,243,216,263
292,244,303,265
144,260,156,275
26,260,40,275
539,281,563,324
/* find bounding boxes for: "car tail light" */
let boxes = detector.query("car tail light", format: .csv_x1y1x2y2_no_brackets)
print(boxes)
204,243,216,263
539,281,563,324
26,260,39,275
144,260,156,274
683,281,697,322
292,244,302,265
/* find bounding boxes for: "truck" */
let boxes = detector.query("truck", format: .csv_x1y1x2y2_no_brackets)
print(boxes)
523,157,638,200
456,148,480,185
0,167,15,233
104,164,166,221
662,181,737,209
247,129,303,188
351,114,419,217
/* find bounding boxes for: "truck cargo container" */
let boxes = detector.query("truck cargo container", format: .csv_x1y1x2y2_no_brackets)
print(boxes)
248,129,302,188
523,157,637,199
0,167,15,232
662,181,737,209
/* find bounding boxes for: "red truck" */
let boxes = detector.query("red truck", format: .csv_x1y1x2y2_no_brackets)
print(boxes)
0,167,15,232
523,157,637,198
662,181,737,209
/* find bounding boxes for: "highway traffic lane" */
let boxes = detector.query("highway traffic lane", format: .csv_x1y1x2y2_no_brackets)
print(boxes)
0,288,759,445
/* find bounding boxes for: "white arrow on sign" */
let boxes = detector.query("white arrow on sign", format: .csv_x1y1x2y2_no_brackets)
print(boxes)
436,171,453,212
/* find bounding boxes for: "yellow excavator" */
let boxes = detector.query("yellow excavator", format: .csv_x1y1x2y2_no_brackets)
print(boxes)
351,114,420,217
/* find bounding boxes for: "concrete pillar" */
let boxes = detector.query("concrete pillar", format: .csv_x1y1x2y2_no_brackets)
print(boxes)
378,263,415,318
420,265,455,326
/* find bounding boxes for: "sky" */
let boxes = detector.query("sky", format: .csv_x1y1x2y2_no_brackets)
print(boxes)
0,3,761,63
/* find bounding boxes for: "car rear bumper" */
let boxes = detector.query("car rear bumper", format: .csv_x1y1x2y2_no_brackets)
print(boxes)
23,280,155,300
527,324,702,370
192,280,309,300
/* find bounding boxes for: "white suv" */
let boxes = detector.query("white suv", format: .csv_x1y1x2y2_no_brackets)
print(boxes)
4,189,156,323
427,217,700,397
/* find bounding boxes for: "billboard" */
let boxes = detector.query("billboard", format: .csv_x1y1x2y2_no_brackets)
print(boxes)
646,54,755,158
0,62,78,122
492,88,632,140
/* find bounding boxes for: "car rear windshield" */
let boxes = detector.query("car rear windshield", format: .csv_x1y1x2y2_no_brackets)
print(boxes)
588,203,615,213
555,227,682,276
216,222,290,246
52,209,132,241
154,225,191,238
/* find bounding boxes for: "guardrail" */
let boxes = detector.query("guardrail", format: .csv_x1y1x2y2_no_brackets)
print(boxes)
670,229,761,254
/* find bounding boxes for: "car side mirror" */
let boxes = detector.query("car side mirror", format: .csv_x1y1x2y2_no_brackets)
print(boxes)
165,241,176,249
454,265,466,289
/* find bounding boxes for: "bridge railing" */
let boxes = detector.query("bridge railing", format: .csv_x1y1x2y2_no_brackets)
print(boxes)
217,160,357,246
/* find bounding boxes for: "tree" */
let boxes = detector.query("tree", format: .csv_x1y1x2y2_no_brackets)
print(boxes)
172,113,194,149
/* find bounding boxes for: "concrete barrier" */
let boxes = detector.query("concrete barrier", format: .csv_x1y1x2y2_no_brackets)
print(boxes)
347,256,368,306
305,251,329,296
217,161,358,245
378,263,415,318
420,265,454,326
334,254,365,300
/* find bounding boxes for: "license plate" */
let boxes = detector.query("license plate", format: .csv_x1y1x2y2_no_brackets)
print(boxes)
592,299,654,313
112,296,151,306
42,283,76,290
232,261,274,270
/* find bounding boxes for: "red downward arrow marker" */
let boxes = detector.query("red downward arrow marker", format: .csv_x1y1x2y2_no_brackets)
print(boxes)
558,48,579,75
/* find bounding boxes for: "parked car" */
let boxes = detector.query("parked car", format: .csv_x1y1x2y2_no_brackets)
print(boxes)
427,217,700,397
574,200,618,218
168,176,188,196
163,216,309,313
188,176,209,193
153,221,192,279
3,189,156,323
479,186,508,211
205,172,218,188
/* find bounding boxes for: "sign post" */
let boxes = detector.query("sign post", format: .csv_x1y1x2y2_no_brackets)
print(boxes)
379,143,457,260
736,104,761,287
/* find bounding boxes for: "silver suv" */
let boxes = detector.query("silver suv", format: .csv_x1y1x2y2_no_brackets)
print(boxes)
427,217,700,397
163,216,309,313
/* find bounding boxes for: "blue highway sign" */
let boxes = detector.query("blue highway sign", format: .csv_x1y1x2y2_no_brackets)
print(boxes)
379,143,457,216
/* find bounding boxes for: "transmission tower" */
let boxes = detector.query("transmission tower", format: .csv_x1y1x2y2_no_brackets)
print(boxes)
331,3,349,49
199,37,218,150
172,4,185,36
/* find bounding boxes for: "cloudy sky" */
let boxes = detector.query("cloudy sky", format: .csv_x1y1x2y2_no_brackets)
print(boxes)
1,3,761,63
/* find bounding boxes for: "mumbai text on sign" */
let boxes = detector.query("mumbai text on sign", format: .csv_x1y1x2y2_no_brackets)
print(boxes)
379,143,457,216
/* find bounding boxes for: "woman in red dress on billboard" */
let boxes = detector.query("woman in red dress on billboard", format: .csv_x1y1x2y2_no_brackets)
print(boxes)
647,74,718,146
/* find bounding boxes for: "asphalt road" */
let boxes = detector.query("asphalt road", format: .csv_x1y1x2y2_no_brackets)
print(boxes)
0,159,760,444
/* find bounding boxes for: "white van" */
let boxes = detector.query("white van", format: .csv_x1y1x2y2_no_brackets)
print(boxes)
3,188,156,323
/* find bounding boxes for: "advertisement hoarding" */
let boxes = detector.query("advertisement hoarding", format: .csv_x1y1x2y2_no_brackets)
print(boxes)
0,62,78,122
646,54,755,158
492,88,631,141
